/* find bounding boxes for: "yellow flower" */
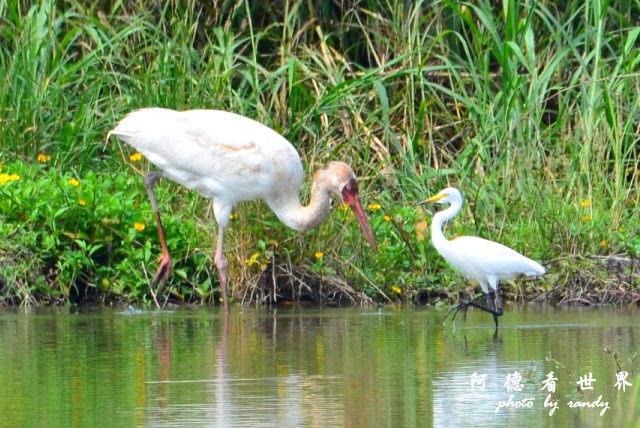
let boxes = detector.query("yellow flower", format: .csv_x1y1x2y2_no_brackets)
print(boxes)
315,251,324,260
229,213,237,220
37,153,51,163
134,222,146,232
368,203,382,211
0,173,20,185
580,200,591,207
600,239,607,248
383,214,392,222
68,178,80,187
341,204,350,212
390,285,402,294
79,199,86,206
582,215,592,222
129,152,143,162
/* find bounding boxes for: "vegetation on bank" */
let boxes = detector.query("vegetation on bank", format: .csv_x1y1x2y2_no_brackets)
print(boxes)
0,0,638,306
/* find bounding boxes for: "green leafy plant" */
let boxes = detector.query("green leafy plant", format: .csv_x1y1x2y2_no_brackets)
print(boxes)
0,0,638,305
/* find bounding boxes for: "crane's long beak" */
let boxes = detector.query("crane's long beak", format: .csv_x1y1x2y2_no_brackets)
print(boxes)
342,183,378,252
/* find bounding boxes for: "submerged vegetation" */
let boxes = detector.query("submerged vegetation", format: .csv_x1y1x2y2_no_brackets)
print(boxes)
0,0,639,306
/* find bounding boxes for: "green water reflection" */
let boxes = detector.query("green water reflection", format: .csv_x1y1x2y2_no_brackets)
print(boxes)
0,306,638,427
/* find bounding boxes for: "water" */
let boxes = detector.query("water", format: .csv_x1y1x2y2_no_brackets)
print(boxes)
0,305,638,427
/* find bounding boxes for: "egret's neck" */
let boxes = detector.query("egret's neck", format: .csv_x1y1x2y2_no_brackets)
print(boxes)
430,204,460,250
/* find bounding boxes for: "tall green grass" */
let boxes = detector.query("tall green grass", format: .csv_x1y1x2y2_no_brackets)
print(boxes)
0,0,638,305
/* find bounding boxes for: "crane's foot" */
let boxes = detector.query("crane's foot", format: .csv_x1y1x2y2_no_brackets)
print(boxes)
149,253,172,307
216,273,230,315
215,255,230,314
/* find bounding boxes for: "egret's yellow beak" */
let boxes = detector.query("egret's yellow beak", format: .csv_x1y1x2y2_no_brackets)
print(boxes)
421,193,447,204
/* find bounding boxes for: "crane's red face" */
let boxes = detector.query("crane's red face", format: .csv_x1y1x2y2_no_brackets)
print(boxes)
342,178,378,252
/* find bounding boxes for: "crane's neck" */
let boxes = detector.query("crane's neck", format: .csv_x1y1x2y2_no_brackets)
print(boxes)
267,174,334,232
430,204,460,252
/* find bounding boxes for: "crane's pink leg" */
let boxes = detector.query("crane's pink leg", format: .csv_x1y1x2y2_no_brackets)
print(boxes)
214,226,230,313
144,172,172,295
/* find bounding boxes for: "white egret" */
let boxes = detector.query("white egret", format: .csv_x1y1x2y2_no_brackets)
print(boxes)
107,108,378,312
423,187,545,328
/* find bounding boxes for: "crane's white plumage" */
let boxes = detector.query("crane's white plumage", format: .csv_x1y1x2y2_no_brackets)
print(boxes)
110,109,304,229
108,108,377,312
425,187,545,326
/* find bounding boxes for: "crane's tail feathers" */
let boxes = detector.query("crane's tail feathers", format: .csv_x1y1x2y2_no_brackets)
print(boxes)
105,128,134,152
104,129,114,151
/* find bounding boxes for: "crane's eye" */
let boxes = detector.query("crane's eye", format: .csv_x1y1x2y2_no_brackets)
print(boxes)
341,178,358,202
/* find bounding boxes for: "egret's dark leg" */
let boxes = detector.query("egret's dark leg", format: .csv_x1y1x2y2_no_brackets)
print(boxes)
444,300,497,324
444,291,504,327
144,172,172,296
486,291,504,328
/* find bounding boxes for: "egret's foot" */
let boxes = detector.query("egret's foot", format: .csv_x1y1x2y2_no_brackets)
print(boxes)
443,302,469,325
443,299,503,327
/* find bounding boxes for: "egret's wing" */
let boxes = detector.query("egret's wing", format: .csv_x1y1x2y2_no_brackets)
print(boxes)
446,236,544,280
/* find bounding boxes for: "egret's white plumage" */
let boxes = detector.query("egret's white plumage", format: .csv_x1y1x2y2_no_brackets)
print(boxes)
425,187,545,326
108,108,377,312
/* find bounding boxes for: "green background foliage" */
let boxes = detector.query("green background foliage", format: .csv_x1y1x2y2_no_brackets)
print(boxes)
1,0,638,305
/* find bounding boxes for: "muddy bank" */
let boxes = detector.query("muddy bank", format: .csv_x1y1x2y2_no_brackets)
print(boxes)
1,254,638,307
242,254,640,308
